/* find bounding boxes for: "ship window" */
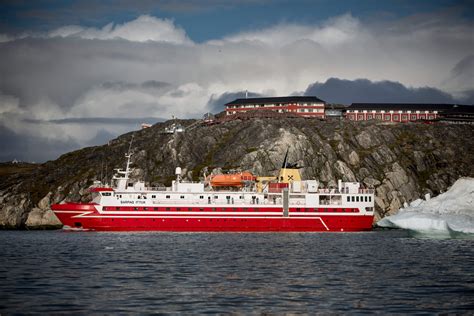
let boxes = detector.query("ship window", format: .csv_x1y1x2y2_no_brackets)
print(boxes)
351,196,355,202
239,196,243,199
143,196,146,199
214,196,218,199
365,196,368,202
137,196,141,199
356,196,359,202
180,195,185,199
166,207,170,211
166,195,170,199
154,207,158,211
369,196,372,202
200,196,204,199
116,207,120,210
347,196,350,202
134,207,138,210
188,208,192,211
177,208,181,211
144,207,148,211
212,208,216,211
128,183,133,187
152,195,156,198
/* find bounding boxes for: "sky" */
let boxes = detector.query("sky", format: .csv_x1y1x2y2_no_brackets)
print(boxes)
0,0,473,162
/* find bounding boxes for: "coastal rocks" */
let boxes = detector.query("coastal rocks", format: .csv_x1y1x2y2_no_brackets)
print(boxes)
25,208,62,228
333,160,357,182
0,192,32,227
348,151,360,166
356,130,381,149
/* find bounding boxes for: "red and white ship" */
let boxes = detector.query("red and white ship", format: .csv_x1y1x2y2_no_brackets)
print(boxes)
52,148,375,232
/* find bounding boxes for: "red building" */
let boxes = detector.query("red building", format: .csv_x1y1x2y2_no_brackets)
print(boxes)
345,103,457,122
225,96,326,118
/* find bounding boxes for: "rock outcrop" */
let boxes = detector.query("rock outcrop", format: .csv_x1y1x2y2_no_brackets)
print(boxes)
1,118,473,228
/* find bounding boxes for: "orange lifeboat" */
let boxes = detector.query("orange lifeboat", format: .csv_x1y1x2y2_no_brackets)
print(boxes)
210,172,256,187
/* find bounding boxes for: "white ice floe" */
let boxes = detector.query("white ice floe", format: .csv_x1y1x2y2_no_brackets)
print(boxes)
377,177,474,236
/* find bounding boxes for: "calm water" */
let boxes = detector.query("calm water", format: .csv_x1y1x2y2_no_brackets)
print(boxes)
0,230,473,314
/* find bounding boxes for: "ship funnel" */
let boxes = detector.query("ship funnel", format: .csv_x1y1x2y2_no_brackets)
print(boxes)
175,167,182,183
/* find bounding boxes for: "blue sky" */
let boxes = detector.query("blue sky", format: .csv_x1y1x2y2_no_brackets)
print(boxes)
1,0,472,41
0,0,473,162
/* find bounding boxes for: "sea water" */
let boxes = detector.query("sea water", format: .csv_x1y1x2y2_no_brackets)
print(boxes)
0,230,473,314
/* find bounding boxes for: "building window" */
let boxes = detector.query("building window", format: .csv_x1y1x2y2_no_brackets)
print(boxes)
166,195,170,199
384,115,391,121
393,115,399,121
411,115,417,120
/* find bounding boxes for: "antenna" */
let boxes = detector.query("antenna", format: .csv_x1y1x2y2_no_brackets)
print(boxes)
281,147,289,169
127,134,134,155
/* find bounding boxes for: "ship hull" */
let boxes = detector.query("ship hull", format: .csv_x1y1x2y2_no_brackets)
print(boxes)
52,203,374,232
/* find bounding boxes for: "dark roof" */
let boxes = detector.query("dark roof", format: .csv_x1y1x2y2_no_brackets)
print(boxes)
441,104,474,114
225,96,325,106
348,103,472,112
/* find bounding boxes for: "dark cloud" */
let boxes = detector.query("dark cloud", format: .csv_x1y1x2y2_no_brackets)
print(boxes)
0,37,189,110
206,91,263,113
305,78,457,105
451,54,474,77
0,124,80,162
25,117,164,125
101,80,170,91
88,129,116,146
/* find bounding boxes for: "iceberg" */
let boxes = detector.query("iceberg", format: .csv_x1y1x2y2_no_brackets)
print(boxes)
377,177,474,237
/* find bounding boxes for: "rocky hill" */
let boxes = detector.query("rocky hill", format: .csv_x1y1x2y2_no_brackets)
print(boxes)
1,117,473,229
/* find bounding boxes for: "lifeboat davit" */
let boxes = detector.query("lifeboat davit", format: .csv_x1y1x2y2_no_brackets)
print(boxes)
210,172,256,187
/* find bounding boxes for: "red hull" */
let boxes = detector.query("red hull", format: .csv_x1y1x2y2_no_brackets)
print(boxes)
52,203,374,232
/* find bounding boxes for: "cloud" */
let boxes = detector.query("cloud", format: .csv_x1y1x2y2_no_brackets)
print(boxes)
6,15,193,44
0,11,473,161
218,14,364,47
0,124,80,163
304,78,458,105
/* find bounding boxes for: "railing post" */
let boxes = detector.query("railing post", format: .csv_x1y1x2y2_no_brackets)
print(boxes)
283,188,289,217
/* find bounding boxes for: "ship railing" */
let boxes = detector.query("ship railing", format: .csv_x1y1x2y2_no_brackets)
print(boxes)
317,189,342,194
148,187,172,191
150,199,281,206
